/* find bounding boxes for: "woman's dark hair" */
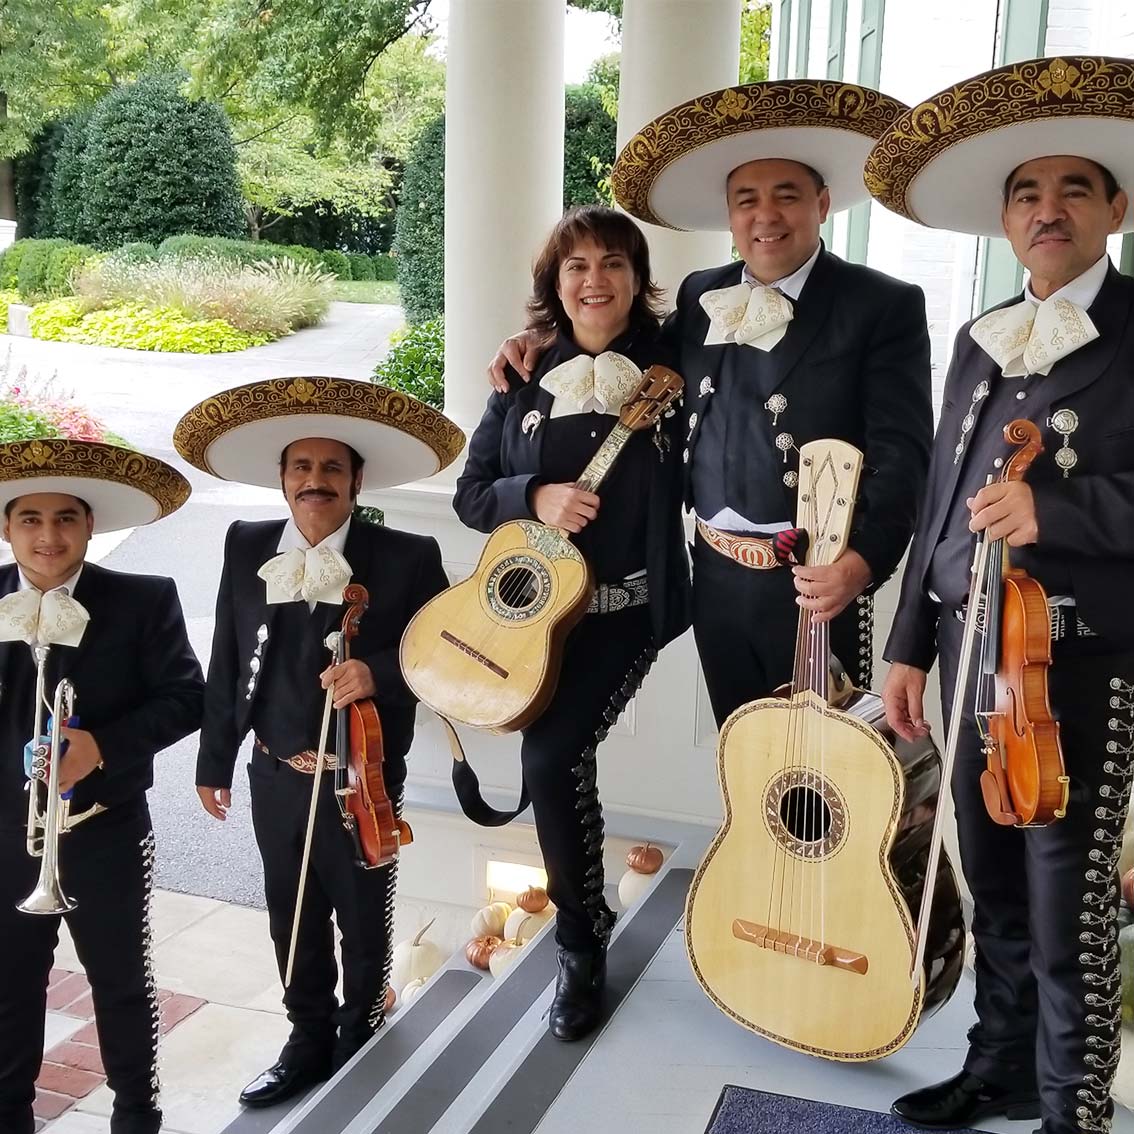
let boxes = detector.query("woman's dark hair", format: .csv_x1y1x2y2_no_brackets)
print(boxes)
525,205,665,338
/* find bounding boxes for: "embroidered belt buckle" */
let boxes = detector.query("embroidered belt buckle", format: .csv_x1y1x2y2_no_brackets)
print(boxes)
696,519,780,570
587,575,649,615
254,737,340,773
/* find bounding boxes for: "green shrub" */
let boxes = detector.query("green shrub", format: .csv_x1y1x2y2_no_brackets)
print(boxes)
16,239,71,302
393,115,444,324
14,119,69,238
110,242,159,265
319,249,351,280
372,253,396,281
372,316,444,408
0,402,54,442
29,299,271,353
44,243,97,298
50,108,96,244
0,290,18,333
283,244,323,268
157,234,306,269
564,84,616,206
0,240,36,290
79,74,244,248
346,252,375,281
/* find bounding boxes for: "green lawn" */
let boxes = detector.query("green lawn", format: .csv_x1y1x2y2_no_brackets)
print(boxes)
335,280,401,305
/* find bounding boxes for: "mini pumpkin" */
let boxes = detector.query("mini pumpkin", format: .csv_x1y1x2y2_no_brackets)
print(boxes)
384,984,396,1014
465,934,503,970
390,918,445,990
516,886,550,913
470,900,512,938
401,977,428,1005
626,843,663,875
504,905,550,943
489,916,533,978
1123,867,1134,910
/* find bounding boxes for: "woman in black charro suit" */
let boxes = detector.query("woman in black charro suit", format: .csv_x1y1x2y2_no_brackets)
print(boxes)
453,205,691,1041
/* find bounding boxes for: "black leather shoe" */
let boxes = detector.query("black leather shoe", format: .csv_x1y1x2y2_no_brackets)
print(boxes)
891,1071,1040,1129
238,1061,330,1108
548,947,606,1042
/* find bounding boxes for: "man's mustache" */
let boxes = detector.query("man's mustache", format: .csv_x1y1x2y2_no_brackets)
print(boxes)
297,488,337,500
1031,222,1071,242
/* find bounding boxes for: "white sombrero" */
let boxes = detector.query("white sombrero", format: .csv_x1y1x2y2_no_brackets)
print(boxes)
173,376,465,503
865,56,1134,236
611,80,910,232
0,439,190,534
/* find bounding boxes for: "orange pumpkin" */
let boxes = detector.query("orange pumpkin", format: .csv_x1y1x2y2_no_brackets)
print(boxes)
517,886,550,913
626,842,663,875
465,935,503,970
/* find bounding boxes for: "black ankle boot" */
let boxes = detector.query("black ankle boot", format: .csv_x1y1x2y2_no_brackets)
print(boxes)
548,947,606,1042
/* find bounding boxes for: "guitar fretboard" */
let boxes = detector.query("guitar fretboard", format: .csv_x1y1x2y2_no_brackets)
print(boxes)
574,422,634,494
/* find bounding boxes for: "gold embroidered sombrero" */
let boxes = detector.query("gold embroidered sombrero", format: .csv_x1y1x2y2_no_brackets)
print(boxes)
611,80,910,232
865,56,1134,236
0,439,190,534
173,376,465,501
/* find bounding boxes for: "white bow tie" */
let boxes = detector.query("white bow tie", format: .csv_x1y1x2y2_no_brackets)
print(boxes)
0,587,89,648
969,295,1099,377
541,351,642,417
258,545,352,606
700,282,794,351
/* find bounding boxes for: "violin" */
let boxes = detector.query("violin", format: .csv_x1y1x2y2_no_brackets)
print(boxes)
970,420,1069,827
333,584,412,868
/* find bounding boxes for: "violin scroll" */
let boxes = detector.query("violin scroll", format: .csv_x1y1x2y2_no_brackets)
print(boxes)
1001,420,1044,483
341,584,369,647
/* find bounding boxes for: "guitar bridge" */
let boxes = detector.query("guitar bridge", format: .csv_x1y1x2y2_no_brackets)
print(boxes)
732,918,868,975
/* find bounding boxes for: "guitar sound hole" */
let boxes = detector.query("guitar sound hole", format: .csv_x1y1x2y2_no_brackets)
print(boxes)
779,785,833,844
495,566,540,611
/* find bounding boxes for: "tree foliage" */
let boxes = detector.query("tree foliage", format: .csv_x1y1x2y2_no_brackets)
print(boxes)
79,74,243,248
393,112,444,324
739,1,772,84
50,109,97,244
564,85,616,208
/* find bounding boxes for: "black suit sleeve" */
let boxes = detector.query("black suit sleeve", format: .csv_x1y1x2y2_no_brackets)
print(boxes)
196,524,243,789
453,386,540,532
1033,473,1134,559
847,284,933,589
89,579,204,779
362,536,448,708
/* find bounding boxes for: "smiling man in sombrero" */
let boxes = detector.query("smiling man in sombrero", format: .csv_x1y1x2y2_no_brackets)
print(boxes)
492,77,932,726
869,56,1134,1134
176,376,462,1106
0,439,203,1134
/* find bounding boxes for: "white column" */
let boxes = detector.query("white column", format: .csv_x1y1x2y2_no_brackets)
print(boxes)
617,0,743,301
443,0,565,441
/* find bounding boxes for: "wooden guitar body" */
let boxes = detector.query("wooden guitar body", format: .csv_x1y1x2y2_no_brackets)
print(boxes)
400,519,593,732
686,687,964,1060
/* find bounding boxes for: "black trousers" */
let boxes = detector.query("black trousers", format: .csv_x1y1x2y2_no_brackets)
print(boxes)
521,606,656,954
692,534,873,727
0,801,160,1134
248,750,397,1072
938,612,1134,1134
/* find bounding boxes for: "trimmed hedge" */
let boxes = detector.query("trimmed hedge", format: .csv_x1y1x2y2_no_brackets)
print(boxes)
372,253,396,281
112,242,159,265
0,241,34,290
79,74,244,248
16,239,71,301
346,252,375,281
45,244,97,298
319,249,351,280
51,109,96,244
393,114,444,324
372,317,444,409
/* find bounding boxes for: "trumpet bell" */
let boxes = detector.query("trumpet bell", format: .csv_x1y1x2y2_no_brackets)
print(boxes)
17,877,77,916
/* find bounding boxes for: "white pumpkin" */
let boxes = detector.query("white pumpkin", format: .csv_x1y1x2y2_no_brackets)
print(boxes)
618,866,654,908
390,918,445,990
401,977,428,1006
504,905,550,944
488,939,524,978
470,901,512,938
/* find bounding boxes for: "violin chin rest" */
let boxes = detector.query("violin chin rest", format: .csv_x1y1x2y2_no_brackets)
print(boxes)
979,769,1019,826
396,819,414,847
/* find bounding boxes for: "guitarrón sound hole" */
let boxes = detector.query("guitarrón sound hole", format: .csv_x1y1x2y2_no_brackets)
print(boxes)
779,785,832,844
495,566,541,611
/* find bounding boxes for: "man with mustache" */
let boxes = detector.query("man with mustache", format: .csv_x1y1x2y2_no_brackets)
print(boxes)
869,56,1134,1134
183,379,460,1107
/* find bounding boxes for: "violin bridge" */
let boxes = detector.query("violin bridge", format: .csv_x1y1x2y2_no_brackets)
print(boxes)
731,918,868,975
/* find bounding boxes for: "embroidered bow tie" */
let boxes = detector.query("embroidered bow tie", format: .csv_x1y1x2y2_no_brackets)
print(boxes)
700,282,794,351
541,351,642,417
0,587,89,648
969,295,1098,377
258,545,351,606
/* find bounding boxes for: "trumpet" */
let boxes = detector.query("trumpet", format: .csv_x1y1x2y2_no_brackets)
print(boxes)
19,647,104,916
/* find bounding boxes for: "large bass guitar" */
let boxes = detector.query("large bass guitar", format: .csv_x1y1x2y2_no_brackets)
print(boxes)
400,364,682,733
686,438,965,1061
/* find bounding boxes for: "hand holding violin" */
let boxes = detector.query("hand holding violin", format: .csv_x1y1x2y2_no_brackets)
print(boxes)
967,481,1038,545
320,659,376,710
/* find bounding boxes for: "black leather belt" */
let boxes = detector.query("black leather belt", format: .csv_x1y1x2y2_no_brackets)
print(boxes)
586,574,649,615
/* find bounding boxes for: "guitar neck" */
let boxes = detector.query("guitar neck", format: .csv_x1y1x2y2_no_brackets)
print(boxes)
574,422,635,494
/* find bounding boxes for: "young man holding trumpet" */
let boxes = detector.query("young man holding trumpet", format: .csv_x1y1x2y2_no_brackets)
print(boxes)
0,438,203,1134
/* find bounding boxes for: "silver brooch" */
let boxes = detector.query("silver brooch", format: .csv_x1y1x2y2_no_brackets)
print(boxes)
775,432,795,463
699,376,715,398
521,410,543,438
246,623,269,701
954,380,991,464
1049,408,1080,478
783,470,799,488
765,393,788,427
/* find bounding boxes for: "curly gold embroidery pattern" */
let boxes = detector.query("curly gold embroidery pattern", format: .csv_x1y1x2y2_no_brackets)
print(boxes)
612,80,908,230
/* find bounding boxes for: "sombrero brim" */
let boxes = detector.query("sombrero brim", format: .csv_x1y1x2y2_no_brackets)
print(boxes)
865,56,1134,236
173,377,465,503
0,440,190,534
612,80,910,231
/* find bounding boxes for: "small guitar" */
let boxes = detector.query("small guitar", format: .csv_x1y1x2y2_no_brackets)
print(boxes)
400,364,683,733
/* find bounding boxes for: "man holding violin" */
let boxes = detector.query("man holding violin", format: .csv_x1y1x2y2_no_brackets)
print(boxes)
179,378,460,1107
870,57,1134,1134
0,439,203,1134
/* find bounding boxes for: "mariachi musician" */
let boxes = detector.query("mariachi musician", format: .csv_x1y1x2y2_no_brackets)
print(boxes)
179,378,460,1108
491,79,932,726
870,57,1134,1134
453,205,691,1041
0,439,203,1134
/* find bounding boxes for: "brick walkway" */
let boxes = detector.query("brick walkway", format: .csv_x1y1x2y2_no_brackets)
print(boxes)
37,968,206,1128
